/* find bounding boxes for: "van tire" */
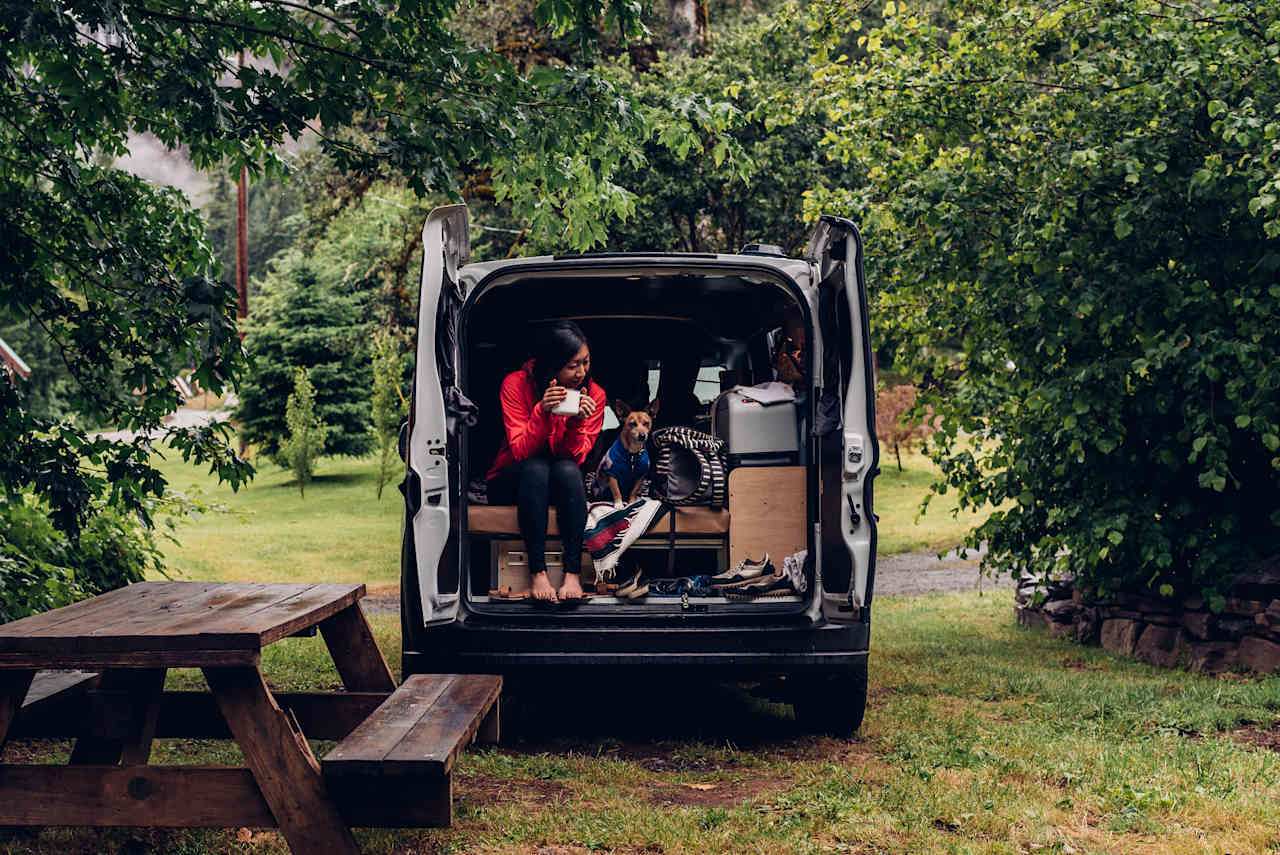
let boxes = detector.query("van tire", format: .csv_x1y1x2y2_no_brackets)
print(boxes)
792,662,868,736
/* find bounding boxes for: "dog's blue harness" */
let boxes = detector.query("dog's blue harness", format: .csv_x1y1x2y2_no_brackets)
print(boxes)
599,440,649,497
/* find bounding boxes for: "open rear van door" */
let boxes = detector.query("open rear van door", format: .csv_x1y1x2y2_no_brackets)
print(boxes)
805,216,879,621
405,204,470,626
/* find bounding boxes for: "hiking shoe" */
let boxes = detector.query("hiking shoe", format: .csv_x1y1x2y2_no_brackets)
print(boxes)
722,570,794,600
711,554,772,587
782,550,809,594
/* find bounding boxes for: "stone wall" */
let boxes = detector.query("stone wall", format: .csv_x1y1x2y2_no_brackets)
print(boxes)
1015,555,1280,675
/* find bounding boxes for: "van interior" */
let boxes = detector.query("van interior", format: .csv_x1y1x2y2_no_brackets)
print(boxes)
461,269,813,612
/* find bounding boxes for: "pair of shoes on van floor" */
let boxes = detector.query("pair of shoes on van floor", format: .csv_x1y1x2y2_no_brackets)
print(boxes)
617,569,649,601
711,554,774,588
722,570,795,599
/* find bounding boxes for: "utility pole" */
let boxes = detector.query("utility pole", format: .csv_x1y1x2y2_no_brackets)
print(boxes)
236,50,249,457
236,50,249,325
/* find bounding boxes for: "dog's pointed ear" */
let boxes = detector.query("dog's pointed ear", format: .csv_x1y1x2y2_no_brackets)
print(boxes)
611,399,632,421
644,398,660,419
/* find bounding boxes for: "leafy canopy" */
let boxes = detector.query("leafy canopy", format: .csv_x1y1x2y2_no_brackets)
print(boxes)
806,0,1280,597
0,0,711,540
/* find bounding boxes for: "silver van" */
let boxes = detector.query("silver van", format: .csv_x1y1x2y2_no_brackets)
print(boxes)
399,205,878,733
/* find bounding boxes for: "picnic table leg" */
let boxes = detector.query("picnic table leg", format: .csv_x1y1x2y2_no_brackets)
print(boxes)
318,604,396,692
0,670,35,746
69,668,166,765
203,665,360,855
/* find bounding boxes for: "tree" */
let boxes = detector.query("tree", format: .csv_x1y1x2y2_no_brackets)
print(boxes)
805,0,1280,600
237,256,372,460
370,331,408,500
3,0,728,548
876,385,933,473
280,367,327,498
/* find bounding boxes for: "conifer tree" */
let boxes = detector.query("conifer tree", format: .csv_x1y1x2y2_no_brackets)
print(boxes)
236,256,372,459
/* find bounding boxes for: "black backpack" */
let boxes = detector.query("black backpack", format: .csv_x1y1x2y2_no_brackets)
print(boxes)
648,427,728,508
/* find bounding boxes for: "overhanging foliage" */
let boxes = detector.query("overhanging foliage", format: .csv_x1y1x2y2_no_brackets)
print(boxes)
806,0,1280,599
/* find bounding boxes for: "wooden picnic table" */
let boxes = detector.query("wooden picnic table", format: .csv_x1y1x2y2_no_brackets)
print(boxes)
0,581,397,855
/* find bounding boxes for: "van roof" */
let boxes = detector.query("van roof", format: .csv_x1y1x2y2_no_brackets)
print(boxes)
458,251,812,288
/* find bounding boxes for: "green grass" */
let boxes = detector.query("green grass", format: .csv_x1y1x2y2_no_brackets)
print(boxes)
875,444,995,556
150,451,404,586
149,441,982,592
7,595,1280,854
14,447,1269,854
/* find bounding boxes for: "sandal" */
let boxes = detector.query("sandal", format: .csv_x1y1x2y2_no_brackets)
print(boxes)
488,586,531,600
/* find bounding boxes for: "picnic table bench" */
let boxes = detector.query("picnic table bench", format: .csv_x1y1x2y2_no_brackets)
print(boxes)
0,582,501,855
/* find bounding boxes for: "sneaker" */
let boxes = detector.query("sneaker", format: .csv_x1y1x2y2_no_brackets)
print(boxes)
782,550,809,594
711,554,772,587
722,570,794,600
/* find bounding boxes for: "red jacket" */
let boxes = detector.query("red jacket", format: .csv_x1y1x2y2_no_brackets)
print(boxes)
486,359,607,480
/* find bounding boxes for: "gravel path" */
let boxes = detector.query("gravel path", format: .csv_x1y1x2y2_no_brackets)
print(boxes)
873,546,1013,597
95,406,233,442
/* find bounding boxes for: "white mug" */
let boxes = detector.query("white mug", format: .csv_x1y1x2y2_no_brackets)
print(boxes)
553,387,582,416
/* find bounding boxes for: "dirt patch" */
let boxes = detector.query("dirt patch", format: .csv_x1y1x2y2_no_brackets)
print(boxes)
456,773,571,807
1230,722,1280,752
642,775,789,809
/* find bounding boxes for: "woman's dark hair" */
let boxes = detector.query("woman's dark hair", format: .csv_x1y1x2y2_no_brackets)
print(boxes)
532,321,590,389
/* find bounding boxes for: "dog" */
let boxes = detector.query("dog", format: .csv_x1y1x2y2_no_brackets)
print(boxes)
592,399,659,507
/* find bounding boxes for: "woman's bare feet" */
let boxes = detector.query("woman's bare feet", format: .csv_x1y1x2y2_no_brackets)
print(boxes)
558,572,584,601
531,571,557,602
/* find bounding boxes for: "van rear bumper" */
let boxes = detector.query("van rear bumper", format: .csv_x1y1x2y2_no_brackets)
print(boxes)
402,618,869,675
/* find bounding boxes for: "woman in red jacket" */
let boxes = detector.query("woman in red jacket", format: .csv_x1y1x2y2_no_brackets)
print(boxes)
487,322,606,602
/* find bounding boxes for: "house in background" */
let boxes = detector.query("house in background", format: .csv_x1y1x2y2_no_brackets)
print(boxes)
0,336,30,381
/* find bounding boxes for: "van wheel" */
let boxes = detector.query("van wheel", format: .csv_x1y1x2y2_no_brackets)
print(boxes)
792,662,868,736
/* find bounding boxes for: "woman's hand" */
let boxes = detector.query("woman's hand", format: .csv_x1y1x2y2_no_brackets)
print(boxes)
575,392,597,421
541,380,568,413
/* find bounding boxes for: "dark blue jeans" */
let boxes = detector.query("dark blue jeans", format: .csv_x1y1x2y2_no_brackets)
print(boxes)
488,455,587,576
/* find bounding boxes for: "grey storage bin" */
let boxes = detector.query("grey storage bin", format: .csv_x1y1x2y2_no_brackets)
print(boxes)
711,388,799,465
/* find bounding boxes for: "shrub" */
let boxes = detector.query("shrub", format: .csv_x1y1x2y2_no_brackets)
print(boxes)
875,384,934,472
370,331,408,500
280,366,328,498
0,496,158,622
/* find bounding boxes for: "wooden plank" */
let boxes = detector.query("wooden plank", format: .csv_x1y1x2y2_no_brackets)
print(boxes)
69,669,166,766
0,584,220,651
0,648,259,670
323,674,456,772
728,466,807,567
0,765,277,827
253,584,366,646
0,764,454,829
74,584,322,654
326,772,453,828
0,583,365,660
19,669,99,711
318,605,396,692
383,674,501,775
77,583,275,648
477,696,501,744
0,669,34,745
203,665,359,855
11,690,391,741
